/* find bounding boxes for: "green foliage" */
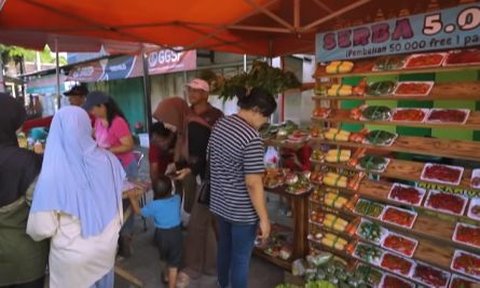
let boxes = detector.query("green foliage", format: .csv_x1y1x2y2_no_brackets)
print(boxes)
215,60,301,101
0,44,31,64
0,45,67,66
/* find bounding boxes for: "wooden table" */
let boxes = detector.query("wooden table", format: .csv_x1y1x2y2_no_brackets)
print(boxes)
116,182,150,288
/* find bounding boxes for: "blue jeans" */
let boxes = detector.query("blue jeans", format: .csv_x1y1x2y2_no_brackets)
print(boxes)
216,216,258,288
124,160,139,180
121,160,139,235
90,269,114,288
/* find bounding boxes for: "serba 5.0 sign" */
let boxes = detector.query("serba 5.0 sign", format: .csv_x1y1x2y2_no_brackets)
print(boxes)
316,3,480,62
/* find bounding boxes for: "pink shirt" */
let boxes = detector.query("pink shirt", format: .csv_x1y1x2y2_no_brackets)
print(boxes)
94,116,135,168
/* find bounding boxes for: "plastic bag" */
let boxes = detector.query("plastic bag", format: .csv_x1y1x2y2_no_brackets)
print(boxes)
264,146,279,168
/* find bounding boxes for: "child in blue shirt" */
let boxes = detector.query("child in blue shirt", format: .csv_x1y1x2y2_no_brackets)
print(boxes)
129,175,182,288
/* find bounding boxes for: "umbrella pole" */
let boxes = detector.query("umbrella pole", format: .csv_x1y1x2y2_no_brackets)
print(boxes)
243,54,247,72
55,38,61,110
141,47,152,133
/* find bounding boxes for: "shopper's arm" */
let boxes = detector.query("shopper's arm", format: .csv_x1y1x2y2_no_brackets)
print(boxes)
150,162,159,185
175,122,210,180
127,191,142,215
110,135,134,154
109,117,134,154
246,174,271,241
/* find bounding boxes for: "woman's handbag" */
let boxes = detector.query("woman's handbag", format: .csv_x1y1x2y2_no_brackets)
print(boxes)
197,159,211,205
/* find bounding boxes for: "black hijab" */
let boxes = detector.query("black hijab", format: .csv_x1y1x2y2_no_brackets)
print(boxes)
0,93,42,207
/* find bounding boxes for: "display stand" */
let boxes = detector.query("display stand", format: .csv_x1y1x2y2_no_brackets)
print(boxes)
308,51,480,286
254,187,310,270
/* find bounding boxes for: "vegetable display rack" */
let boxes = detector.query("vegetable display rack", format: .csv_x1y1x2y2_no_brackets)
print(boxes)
308,49,480,287
254,186,310,270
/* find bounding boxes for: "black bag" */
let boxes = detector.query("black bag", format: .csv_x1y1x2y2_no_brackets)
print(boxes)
197,159,210,205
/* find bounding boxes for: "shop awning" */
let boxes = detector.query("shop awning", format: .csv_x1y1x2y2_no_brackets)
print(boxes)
0,0,472,56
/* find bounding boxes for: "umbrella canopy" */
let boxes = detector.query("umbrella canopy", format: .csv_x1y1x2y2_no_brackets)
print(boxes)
0,0,471,56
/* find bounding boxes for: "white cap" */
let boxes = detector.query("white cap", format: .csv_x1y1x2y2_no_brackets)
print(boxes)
186,78,209,92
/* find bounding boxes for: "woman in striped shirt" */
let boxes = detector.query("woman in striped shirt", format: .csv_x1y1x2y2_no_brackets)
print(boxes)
208,87,277,288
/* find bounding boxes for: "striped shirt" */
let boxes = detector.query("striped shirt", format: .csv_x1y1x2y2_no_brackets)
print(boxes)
208,115,265,224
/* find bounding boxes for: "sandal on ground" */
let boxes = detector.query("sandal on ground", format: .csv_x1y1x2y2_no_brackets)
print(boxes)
175,272,190,288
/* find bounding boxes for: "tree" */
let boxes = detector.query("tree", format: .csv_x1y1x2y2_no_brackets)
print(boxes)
0,45,67,75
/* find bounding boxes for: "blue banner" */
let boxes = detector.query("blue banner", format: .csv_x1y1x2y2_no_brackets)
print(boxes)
316,3,480,62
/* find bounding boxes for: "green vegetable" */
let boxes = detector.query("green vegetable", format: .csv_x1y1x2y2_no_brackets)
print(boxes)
356,264,383,285
361,106,392,121
358,155,388,172
354,199,384,218
366,81,395,96
217,61,301,101
358,221,383,242
275,284,302,288
354,243,383,264
373,56,405,71
365,130,397,146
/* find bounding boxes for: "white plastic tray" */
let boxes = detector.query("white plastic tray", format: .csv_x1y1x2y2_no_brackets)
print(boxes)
468,198,480,221
390,108,430,122
448,273,480,288
443,49,480,67
393,81,434,97
471,168,480,189
452,222,480,249
356,218,389,244
353,242,384,266
387,183,426,207
425,108,471,125
364,131,398,147
381,205,418,229
355,157,391,173
354,199,385,219
451,249,480,281
379,252,415,277
420,163,465,186
379,273,415,288
403,52,448,69
381,231,418,258
412,261,451,288
424,190,468,216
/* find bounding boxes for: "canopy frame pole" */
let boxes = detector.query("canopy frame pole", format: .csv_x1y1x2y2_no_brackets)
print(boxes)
141,46,152,134
178,22,245,50
294,0,300,30
311,0,333,13
184,0,279,49
301,0,371,32
227,25,291,33
244,0,294,31
243,54,247,72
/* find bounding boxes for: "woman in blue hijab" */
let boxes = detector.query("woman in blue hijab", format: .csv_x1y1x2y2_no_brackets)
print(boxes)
27,106,126,288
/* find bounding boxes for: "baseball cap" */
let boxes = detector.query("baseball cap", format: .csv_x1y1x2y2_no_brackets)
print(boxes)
64,84,89,97
82,91,110,111
186,78,209,92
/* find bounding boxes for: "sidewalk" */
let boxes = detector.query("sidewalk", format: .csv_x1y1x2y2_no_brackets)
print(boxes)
114,216,285,288
115,148,285,287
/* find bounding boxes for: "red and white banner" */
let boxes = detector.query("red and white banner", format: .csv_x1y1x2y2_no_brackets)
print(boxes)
67,49,196,82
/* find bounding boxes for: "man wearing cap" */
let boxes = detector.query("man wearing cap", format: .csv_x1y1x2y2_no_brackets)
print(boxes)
64,84,89,106
148,78,223,207
22,84,90,133
174,79,224,288
186,78,223,127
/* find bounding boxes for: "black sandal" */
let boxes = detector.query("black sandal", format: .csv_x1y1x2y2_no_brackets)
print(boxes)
161,271,169,284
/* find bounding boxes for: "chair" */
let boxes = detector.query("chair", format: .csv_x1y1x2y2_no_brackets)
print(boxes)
132,150,148,231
